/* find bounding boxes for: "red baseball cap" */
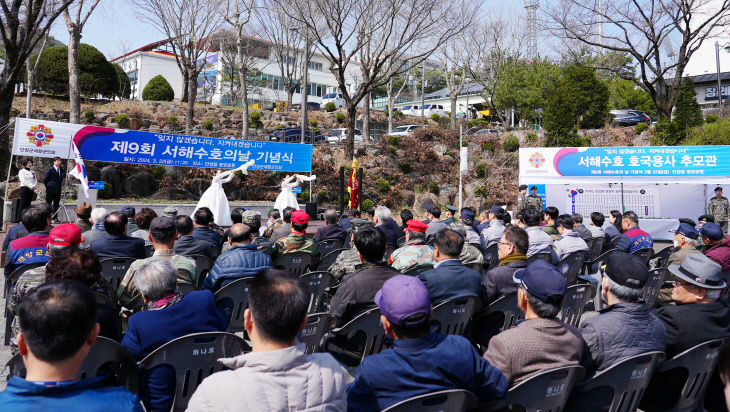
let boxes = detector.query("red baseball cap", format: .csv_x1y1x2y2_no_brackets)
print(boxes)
49,223,83,246
291,210,310,224
404,219,428,233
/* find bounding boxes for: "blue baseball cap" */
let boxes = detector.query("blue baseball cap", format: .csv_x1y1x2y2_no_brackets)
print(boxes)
670,223,699,240
700,222,724,241
490,205,505,215
461,209,476,221
513,260,567,301
375,275,432,326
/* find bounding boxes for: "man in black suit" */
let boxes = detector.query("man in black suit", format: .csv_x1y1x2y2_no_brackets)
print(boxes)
43,157,65,219
314,209,348,243
174,215,214,259
89,211,146,259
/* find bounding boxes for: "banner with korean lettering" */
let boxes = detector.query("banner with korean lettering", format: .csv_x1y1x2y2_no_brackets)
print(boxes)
519,146,730,183
13,118,312,172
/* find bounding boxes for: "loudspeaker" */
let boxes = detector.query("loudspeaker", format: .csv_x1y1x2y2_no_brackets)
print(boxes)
10,198,23,223
305,202,317,221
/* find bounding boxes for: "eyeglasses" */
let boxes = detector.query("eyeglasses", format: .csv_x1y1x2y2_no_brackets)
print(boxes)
672,279,695,288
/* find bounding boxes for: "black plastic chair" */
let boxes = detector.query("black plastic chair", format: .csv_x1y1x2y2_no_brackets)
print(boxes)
273,251,313,275
472,292,523,351
558,283,594,327
482,243,499,271
483,366,585,412
526,253,552,264
328,307,388,365
316,247,348,271
403,264,434,276
209,244,221,259
213,277,254,333
567,351,665,412
583,249,618,276
4,262,45,298
316,239,344,261
6,336,139,392
556,251,587,284
466,263,483,275
188,254,214,289
297,312,331,354
641,338,725,412
483,292,522,333
139,332,250,412
300,271,334,314
587,236,605,262
382,389,478,412
643,268,667,309
631,247,654,265
650,246,673,269
99,257,136,291
431,296,479,336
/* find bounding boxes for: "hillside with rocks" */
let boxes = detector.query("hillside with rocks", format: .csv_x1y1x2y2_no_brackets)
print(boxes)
6,97,651,214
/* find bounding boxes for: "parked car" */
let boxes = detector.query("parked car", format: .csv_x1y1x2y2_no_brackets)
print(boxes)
398,105,421,116
326,128,369,145
423,104,447,117
320,93,346,108
610,110,652,126
389,124,423,136
290,102,321,110
269,128,326,144
474,128,500,135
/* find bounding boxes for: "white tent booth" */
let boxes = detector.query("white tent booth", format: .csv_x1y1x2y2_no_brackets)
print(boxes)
518,146,730,241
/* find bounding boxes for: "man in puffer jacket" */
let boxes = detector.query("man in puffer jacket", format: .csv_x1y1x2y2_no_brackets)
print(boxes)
187,269,347,412
700,222,730,271
203,223,272,292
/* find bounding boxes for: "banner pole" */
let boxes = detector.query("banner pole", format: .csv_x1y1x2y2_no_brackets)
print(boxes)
458,125,463,213
52,137,74,223
3,119,16,224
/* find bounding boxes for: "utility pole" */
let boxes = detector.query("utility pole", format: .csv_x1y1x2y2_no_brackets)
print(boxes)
421,61,425,125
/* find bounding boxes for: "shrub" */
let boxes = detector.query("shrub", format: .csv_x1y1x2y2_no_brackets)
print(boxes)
169,116,178,127
474,185,489,197
468,118,490,128
142,75,175,101
203,120,214,130
335,112,346,124
388,135,399,146
300,191,310,200
428,181,440,195
361,198,375,210
393,110,405,120
475,162,487,178
503,135,519,152
98,182,113,199
635,122,649,134
525,133,538,144
33,44,118,98
399,163,413,174
309,119,318,129
673,78,703,133
462,140,468,147
431,113,440,122
153,166,166,180
652,118,680,145
324,102,336,112
444,150,455,157
387,145,397,153
481,142,495,153
113,63,131,99
684,117,730,145
114,114,129,129
376,178,391,194
275,124,284,129
706,114,719,124
83,109,95,124
250,111,261,128
318,190,329,202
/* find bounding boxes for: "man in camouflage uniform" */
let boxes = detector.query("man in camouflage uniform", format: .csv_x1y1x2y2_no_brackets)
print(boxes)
329,219,373,280
516,185,528,215
223,210,273,255
387,220,435,273
709,186,729,234
442,205,458,226
524,186,543,212
272,210,317,259
450,222,484,265
119,217,197,309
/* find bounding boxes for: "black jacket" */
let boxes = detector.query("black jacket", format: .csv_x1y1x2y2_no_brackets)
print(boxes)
43,166,65,195
314,224,348,243
376,224,398,249
89,235,146,259
483,260,528,303
174,235,214,259
329,261,399,327
654,300,730,357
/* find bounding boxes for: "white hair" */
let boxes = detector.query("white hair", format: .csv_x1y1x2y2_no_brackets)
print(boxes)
90,207,108,223
134,259,177,301
374,205,391,222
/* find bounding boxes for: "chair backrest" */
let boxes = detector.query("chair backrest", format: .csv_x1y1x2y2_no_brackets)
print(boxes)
177,281,198,294
490,366,586,412
317,239,344,260
99,257,137,291
300,271,334,314
657,338,725,412
273,251,313,276
384,245,395,262
4,262,46,297
466,263,483,275
631,247,653,264
333,307,387,364
139,332,250,412
651,246,673,269
608,235,622,248
297,312,331,354
397,236,406,247
558,283,594,327
587,236,605,261
572,351,665,412
381,389,478,412
6,336,139,392
527,253,552,264
483,243,499,270
431,296,479,336
403,264,434,276
188,254,214,289
316,247,348,271
483,292,523,333
209,244,221,259
213,277,254,333
556,251,587,284
643,268,667,309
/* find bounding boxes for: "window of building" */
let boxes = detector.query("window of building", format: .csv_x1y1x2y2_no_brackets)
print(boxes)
127,70,138,86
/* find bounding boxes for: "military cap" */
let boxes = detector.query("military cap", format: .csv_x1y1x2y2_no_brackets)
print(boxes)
678,218,696,227
241,210,261,225
163,206,178,217
445,205,457,212
715,187,723,192
698,214,715,223
351,219,374,233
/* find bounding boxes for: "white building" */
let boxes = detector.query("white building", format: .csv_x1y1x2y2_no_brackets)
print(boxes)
111,40,185,101
392,83,487,118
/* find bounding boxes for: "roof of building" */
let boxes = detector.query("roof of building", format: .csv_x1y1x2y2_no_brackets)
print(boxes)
688,71,730,84
424,82,485,99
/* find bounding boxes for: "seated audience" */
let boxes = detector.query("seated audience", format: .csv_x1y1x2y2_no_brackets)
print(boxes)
89,211,146,259
347,275,507,411
241,210,274,255
520,208,554,258
450,223,484,265
572,213,593,243
74,202,93,233
5,205,52,276
587,212,605,240
0,281,141,411
603,210,623,245
542,206,560,239
484,260,587,385
130,207,157,243
191,207,223,248
615,210,653,253
272,210,317,259
387,219,435,273
118,217,197,308
553,214,589,260
425,206,446,238
329,227,399,327
270,206,295,243
187,269,347,411
329,219,374,280
418,229,485,305
263,208,283,237
338,208,359,231
205,223,272,292
483,226,529,303
123,206,139,234
81,207,111,248
122,259,225,412
701,222,730,271
660,223,702,306
314,208,348,244
163,206,178,218
374,205,398,250
482,206,506,248
460,208,482,245
223,208,245,240
173,215,214,259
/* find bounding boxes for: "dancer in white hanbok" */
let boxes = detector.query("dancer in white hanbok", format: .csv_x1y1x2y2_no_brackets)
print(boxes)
273,174,317,215
194,160,255,226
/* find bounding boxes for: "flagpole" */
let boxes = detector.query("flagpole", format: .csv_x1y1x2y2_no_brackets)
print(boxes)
458,125,463,213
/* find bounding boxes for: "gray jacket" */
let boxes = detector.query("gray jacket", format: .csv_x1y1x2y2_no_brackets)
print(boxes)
187,343,347,412
426,219,447,237
554,231,588,260
526,226,553,257
579,303,666,374
482,220,505,248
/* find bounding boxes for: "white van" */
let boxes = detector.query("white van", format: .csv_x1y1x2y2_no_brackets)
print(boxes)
321,93,346,108
423,104,446,117
398,105,421,116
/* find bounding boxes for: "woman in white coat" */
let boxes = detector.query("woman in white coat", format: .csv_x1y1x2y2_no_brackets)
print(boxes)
18,159,37,211
194,160,255,227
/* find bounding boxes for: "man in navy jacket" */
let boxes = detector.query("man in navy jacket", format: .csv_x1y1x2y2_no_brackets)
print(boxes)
89,211,146,259
191,207,223,248
204,223,272,292
314,209,348,244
